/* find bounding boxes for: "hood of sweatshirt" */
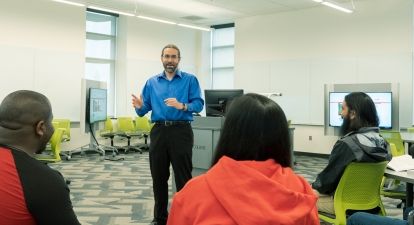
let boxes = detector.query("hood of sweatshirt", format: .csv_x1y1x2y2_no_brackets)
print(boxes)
342,127,392,162
204,156,317,225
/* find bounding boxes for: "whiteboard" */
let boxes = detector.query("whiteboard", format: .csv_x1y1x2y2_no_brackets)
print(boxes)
0,45,83,121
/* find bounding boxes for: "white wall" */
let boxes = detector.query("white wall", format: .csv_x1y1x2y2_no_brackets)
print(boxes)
0,2,209,150
115,17,211,117
0,0,85,121
234,0,413,154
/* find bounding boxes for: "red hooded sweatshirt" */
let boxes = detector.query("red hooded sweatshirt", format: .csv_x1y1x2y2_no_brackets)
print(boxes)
167,156,319,225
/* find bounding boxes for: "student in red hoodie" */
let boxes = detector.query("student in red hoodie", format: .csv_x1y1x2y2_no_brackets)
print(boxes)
167,93,319,225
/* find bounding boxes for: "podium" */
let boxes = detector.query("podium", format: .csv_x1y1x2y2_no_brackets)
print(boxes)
191,116,225,175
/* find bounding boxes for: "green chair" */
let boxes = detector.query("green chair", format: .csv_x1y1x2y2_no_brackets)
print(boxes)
98,117,120,157
52,119,71,141
134,116,151,151
318,161,388,225
117,117,143,154
407,127,414,133
35,128,65,162
380,130,405,155
100,117,116,147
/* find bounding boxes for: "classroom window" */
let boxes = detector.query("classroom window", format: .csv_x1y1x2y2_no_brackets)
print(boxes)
211,24,235,89
85,10,117,116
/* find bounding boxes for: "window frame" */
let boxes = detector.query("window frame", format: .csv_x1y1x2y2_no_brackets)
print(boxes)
85,9,118,117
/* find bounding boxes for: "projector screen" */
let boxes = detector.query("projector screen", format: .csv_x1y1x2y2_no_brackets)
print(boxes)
329,92,392,129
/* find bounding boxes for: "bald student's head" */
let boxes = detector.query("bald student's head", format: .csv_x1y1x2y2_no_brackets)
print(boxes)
0,90,54,155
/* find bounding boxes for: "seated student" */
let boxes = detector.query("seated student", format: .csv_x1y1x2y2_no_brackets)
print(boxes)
167,93,319,225
0,90,80,225
347,208,414,225
312,92,391,214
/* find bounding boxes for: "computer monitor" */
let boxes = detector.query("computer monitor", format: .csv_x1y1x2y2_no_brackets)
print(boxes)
205,89,244,117
87,88,107,124
329,92,392,129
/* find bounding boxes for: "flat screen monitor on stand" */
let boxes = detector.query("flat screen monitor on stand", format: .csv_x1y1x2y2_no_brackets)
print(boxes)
79,79,123,161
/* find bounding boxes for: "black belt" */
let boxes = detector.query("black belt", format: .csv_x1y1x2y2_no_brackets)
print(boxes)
154,120,191,126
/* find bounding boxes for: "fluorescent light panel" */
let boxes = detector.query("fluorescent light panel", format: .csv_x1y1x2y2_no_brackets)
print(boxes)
86,4,210,32
322,1,353,13
137,16,176,25
52,0,85,7
177,23,210,32
88,6,134,16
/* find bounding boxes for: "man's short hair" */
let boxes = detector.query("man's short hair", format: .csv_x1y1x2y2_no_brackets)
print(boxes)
0,90,52,128
161,44,181,58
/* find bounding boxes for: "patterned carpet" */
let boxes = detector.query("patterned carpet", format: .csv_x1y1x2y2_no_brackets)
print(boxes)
50,152,405,225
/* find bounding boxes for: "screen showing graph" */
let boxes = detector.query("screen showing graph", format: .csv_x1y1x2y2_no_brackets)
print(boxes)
88,88,107,124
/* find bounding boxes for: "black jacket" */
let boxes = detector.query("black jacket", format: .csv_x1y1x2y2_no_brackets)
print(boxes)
312,127,392,195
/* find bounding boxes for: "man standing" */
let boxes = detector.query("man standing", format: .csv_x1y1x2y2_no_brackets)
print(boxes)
0,90,80,225
132,44,204,225
312,92,391,214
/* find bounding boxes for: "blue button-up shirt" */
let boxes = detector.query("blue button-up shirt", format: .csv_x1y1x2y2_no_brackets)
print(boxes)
135,70,204,122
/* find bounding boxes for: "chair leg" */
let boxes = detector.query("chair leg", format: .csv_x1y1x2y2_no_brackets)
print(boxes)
124,136,143,154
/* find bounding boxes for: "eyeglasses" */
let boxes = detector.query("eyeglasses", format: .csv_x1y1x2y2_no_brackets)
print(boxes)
162,54,179,60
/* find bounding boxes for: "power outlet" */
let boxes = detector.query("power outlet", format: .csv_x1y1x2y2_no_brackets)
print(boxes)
309,136,312,141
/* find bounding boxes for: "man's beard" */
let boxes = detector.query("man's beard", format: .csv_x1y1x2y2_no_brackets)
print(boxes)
163,63,177,73
340,116,351,136
35,139,49,154
35,128,54,154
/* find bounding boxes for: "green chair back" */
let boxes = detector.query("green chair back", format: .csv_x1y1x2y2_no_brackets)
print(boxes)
380,130,404,156
407,127,414,133
52,119,71,141
117,117,135,132
135,116,151,132
102,117,114,133
36,128,64,162
52,121,59,128
319,161,388,225
388,143,403,157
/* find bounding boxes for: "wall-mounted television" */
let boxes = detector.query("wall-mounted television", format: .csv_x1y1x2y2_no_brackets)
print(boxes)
88,88,107,124
329,92,392,129
205,89,244,117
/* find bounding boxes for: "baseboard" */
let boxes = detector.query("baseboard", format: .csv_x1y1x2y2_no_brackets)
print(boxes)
294,151,330,159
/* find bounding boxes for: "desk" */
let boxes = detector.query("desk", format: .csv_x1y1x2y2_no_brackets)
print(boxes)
384,169,414,207
401,132,414,154
401,132,414,143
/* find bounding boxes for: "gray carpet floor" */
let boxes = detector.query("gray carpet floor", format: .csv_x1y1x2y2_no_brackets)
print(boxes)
49,152,405,225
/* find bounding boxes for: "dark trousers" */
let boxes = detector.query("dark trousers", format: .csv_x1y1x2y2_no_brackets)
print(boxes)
149,123,193,224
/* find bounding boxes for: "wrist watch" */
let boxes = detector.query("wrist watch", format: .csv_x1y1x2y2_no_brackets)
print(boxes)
182,103,186,111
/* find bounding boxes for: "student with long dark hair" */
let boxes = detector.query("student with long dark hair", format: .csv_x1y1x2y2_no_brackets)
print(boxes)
167,93,319,225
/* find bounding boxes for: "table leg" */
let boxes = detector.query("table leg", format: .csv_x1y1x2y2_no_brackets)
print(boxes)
407,183,413,208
